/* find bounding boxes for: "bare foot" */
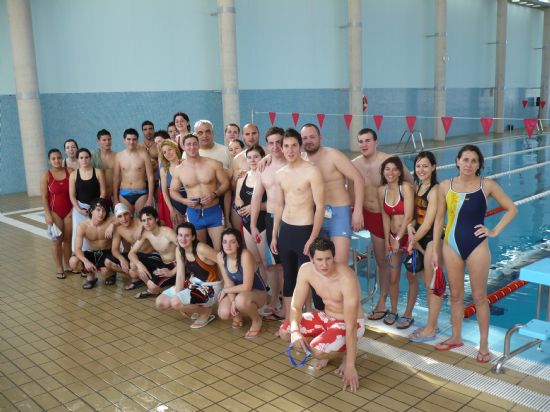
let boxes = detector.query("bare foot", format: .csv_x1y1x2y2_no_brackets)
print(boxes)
314,359,329,370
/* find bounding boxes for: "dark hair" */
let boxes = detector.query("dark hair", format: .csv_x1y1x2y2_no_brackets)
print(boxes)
380,156,405,185
456,144,484,176
225,123,241,133
124,128,139,139
283,128,302,145
245,144,266,158
139,206,159,221
358,127,378,141
221,228,244,268
167,121,176,129
265,126,284,142
64,138,79,150
154,130,170,140
182,133,199,145
88,198,110,219
48,148,62,158
141,120,154,130
176,223,199,267
76,148,92,158
96,129,111,140
308,237,335,258
413,151,438,185
173,112,191,132
301,123,320,135
229,139,245,149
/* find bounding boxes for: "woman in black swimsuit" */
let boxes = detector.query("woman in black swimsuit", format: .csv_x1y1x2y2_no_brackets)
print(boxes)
69,148,106,251
234,145,269,283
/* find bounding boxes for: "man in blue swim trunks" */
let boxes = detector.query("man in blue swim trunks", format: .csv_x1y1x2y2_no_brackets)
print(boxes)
300,123,365,264
113,128,155,215
170,134,230,251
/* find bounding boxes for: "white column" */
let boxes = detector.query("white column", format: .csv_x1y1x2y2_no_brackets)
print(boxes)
494,0,507,134
348,0,363,151
433,0,447,142
6,0,46,196
540,9,550,126
217,0,240,142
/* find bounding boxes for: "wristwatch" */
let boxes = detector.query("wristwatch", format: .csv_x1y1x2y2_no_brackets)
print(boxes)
395,235,401,241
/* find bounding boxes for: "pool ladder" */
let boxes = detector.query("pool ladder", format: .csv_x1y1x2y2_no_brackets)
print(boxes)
351,245,378,304
396,128,425,153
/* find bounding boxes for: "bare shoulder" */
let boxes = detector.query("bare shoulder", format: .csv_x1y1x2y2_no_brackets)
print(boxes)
297,261,314,278
439,179,451,192
482,177,499,194
402,181,414,193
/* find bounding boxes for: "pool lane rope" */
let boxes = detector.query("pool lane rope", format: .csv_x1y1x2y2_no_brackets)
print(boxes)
436,143,550,170
462,189,550,318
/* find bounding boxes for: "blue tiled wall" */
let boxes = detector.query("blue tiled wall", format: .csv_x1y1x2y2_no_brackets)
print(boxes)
0,87,542,195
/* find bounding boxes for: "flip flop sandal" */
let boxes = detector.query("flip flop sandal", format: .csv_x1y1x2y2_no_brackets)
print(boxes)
56,272,66,279
125,280,144,290
476,351,492,363
104,274,117,286
82,278,98,289
232,317,244,328
368,310,388,321
245,327,265,339
190,314,216,329
435,339,464,351
396,317,415,330
135,290,158,299
383,312,398,326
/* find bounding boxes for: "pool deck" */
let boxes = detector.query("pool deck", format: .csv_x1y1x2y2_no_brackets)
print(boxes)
1,182,549,411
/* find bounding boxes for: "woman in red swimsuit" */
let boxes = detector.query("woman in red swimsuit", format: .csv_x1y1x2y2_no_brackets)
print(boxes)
40,148,74,279
377,156,414,326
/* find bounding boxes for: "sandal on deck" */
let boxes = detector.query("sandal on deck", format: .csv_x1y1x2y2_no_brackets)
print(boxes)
190,314,216,329
82,278,98,289
476,351,492,363
245,327,265,339
368,310,388,321
56,272,66,279
383,312,398,326
232,317,244,329
135,290,158,299
125,280,144,290
396,317,414,330
104,274,117,286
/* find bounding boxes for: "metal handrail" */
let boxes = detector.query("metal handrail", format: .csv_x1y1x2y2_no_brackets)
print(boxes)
352,245,378,304
396,128,425,153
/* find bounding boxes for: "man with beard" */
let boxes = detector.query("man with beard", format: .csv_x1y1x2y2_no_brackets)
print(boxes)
300,123,365,264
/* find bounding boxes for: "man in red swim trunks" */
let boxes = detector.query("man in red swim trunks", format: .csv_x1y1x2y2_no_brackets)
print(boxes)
352,128,413,321
279,237,365,393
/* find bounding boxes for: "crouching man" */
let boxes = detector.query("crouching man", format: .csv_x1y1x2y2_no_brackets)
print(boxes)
69,198,115,289
279,237,365,392
129,207,178,298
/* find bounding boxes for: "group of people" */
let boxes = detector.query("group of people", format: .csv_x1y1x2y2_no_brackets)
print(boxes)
41,115,517,391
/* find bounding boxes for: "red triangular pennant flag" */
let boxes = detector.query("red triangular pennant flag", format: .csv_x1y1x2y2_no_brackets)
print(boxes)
362,96,368,112
524,118,538,137
316,113,325,129
268,112,276,125
291,112,300,127
541,100,546,110
480,118,493,135
344,114,353,129
522,99,528,108
441,116,453,135
406,116,416,133
373,115,383,131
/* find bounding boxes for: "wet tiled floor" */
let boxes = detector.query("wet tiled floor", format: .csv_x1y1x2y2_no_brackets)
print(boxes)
0,193,548,411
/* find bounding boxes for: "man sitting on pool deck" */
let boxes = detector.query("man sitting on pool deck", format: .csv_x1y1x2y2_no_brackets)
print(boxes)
69,198,115,289
128,207,178,298
279,237,365,393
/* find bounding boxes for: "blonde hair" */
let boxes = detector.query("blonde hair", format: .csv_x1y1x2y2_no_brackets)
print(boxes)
160,139,181,169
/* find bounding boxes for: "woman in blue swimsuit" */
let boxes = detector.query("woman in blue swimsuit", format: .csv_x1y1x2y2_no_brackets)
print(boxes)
217,228,268,339
433,145,516,362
